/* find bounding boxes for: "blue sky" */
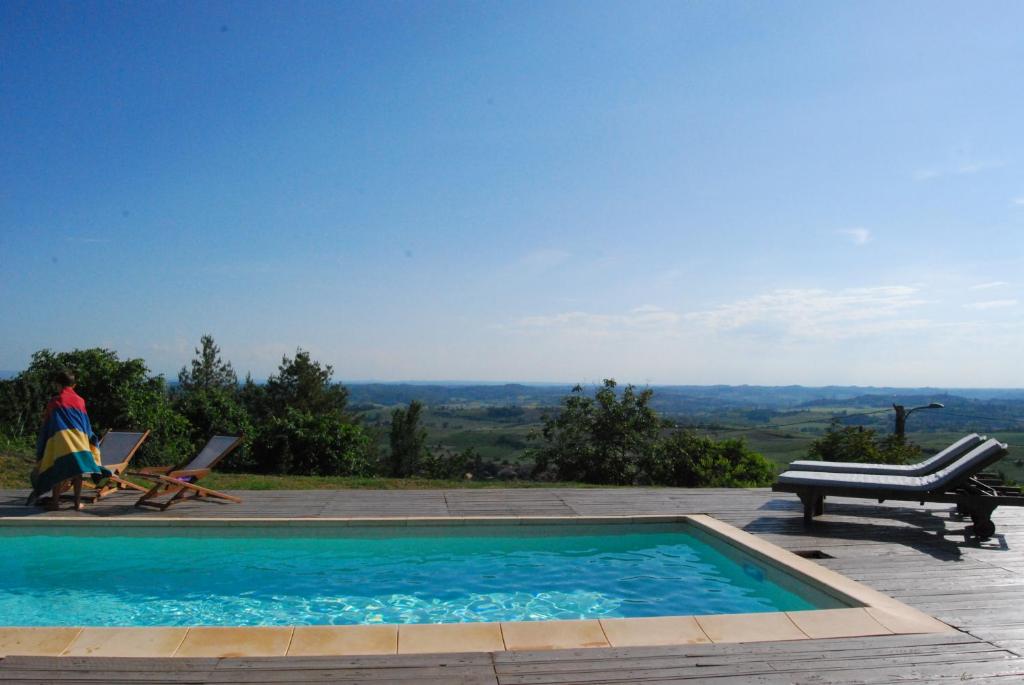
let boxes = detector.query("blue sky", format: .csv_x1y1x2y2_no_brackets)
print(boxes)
2,1,1022,386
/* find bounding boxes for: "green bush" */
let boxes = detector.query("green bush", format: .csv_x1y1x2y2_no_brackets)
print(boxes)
809,423,922,465
419,447,478,480
639,430,775,487
252,408,375,476
174,387,255,471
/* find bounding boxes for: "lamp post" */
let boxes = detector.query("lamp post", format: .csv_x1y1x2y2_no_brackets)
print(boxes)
892,402,944,438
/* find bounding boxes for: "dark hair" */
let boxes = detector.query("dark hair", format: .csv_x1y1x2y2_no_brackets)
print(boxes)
53,369,76,387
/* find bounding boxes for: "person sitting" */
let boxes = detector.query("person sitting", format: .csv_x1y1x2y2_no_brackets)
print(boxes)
27,369,111,511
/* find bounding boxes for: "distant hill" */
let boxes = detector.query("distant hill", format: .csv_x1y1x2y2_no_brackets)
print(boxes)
344,383,1024,411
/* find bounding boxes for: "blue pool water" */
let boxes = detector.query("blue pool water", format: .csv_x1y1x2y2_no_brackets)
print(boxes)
0,523,849,626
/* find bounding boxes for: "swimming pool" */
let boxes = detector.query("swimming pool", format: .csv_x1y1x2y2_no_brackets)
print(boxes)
0,517,850,627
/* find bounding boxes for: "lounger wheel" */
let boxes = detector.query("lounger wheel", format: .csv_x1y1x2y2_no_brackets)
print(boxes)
971,516,996,539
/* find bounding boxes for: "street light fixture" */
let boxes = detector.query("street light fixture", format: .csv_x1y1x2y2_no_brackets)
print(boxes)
892,402,944,438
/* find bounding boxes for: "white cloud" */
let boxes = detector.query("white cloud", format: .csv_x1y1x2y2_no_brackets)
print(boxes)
838,227,871,246
964,299,1018,310
685,286,931,341
913,160,1005,181
66,236,110,244
1012,197,1024,206
514,305,680,333
968,281,1009,291
517,248,571,270
509,286,937,344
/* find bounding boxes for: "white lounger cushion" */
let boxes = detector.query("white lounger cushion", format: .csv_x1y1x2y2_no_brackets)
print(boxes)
787,433,984,476
777,439,1008,493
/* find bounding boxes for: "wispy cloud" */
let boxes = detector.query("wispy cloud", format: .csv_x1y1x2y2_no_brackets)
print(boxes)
200,261,277,276
66,236,110,244
913,160,1006,181
838,227,871,246
685,286,931,341
964,299,1018,310
517,248,571,270
1012,197,1024,206
514,305,680,333
969,281,1009,291
509,286,935,344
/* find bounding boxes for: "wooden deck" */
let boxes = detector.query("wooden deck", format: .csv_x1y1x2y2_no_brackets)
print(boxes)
2,487,1024,683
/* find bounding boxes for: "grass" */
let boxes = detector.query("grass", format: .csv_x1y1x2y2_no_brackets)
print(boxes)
0,442,598,491
0,449,34,489
199,473,600,490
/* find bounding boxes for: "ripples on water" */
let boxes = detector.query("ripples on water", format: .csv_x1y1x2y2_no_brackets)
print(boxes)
0,524,845,626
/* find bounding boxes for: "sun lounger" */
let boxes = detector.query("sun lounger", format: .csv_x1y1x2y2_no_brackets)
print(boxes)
786,433,985,476
773,438,1022,538
60,430,150,502
131,435,243,510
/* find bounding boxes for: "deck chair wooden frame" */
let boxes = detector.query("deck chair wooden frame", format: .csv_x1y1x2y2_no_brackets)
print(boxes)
773,439,1022,539
131,435,244,511
62,430,151,503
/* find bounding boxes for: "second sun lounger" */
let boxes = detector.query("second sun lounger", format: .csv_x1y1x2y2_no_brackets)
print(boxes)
773,438,1020,538
131,435,243,510
786,433,985,476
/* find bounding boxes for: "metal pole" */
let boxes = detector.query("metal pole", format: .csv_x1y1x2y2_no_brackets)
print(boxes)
893,403,907,439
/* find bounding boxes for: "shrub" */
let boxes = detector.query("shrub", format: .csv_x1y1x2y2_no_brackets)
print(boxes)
639,430,775,487
252,408,375,476
809,423,922,465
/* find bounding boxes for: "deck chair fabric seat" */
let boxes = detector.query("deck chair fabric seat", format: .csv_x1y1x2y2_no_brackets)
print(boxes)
773,438,1018,539
132,435,243,510
65,430,150,502
786,433,984,477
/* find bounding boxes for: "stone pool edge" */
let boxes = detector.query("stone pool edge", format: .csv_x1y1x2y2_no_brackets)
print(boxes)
0,514,954,657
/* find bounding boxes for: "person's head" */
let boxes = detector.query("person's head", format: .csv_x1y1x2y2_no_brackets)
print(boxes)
52,369,76,390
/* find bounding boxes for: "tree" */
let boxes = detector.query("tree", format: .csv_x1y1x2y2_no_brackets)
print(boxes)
530,380,776,487
177,335,237,392
809,422,922,465
0,348,190,465
530,380,664,484
388,400,429,477
173,336,254,470
249,349,373,475
0,373,50,443
263,349,348,418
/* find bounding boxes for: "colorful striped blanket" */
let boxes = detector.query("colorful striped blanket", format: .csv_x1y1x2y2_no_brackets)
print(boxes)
30,387,111,500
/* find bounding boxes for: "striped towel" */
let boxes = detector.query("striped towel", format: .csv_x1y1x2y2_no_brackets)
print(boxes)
30,387,111,501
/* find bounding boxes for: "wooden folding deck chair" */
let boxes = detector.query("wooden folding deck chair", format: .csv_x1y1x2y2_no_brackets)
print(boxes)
61,430,151,502
773,438,1023,539
132,435,243,510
